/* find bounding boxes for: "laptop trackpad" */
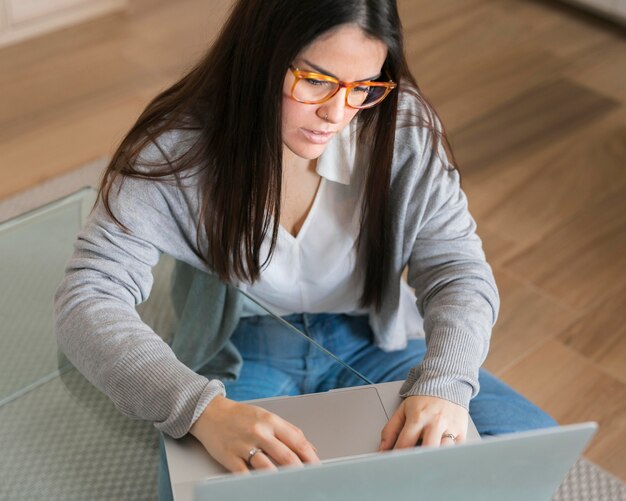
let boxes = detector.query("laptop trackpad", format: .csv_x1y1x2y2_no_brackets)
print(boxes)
255,387,389,460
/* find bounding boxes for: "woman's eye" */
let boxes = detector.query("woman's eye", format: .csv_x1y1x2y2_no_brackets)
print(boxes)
353,86,370,94
305,78,329,87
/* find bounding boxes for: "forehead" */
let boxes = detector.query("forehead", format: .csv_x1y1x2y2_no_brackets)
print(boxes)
296,24,388,81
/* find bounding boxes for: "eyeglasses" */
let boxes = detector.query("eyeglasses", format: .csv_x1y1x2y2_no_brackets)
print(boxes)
289,66,397,109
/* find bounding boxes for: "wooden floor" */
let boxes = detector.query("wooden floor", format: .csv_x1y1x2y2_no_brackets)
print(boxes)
1,0,625,481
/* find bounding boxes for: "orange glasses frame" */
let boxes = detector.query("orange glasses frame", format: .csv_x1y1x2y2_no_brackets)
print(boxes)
289,67,397,109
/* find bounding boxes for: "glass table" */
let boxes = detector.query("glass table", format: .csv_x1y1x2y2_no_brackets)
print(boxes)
0,188,373,500
0,189,158,500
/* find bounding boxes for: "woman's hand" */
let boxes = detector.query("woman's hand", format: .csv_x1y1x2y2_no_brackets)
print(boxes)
189,395,320,473
379,395,468,451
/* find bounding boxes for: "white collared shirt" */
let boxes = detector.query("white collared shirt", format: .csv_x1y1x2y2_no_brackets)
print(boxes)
241,123,424,339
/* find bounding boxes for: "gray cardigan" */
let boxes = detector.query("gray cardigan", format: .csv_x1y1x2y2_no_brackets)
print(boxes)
54,104,499,439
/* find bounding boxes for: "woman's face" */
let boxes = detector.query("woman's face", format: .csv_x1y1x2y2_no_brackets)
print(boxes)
282,24,388,164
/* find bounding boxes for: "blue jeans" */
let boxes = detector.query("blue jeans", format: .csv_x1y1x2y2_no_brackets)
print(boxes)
223,313,556,434
158,313,556,499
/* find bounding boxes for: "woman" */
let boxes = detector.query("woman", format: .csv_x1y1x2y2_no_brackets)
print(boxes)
55,0,555,484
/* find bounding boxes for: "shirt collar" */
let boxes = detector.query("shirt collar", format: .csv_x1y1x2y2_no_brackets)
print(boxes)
315,120,357,186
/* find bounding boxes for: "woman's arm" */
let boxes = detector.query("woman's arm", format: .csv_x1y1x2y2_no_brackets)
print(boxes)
54,173,224,439
403,159,497,408
381,114,498,448
55,172,320,471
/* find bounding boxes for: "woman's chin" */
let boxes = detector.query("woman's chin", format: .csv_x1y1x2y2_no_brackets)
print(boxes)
283,141,327,162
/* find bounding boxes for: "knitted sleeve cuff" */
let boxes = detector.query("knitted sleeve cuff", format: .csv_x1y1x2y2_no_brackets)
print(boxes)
398,326,483,410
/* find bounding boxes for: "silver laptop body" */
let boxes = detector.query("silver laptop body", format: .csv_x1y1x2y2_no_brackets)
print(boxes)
163,381,594,500
193,421,596,501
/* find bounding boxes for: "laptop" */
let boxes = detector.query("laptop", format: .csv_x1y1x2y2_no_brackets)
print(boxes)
163,381,596,500
193,422,596,501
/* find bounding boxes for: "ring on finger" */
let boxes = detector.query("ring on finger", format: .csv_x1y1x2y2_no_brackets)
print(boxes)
247,447,264,466
441,433,456,441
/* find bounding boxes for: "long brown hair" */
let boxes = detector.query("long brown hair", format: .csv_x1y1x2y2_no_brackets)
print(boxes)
101,0,455,311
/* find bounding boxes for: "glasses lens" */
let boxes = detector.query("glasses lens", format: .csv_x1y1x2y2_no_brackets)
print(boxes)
293,76,338,103
347,85,387,108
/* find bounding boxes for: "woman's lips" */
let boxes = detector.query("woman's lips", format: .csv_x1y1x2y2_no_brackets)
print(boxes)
300,128,335,144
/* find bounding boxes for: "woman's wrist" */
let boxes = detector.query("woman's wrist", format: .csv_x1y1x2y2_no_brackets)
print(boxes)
190,394,229,439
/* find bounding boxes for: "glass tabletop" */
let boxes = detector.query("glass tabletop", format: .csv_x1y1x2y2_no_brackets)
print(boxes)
0,188,371,500
0,188,96,406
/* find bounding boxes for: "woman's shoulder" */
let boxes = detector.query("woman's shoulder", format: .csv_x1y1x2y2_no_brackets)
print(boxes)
393,90,446,157
135,123,204,176
102,120,206,226
389,88,458,195
394,88,443,149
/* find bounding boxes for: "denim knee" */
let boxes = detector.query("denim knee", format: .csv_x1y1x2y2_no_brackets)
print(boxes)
470,369,558,436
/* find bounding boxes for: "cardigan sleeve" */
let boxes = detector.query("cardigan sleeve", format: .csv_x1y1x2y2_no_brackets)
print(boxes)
54,136,226,438
396,115,499,409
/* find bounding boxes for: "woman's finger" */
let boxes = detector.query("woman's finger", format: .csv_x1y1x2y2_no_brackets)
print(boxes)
440,431,457,447
273,421,320,465
393,418,426,449
453,430,467,444
379,404,407,451
247,450,278,471
260,436,305,467
421,422,447,447
222,455,250,475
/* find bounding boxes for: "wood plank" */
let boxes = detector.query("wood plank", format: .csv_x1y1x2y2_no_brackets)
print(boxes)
557,286,626,384
451,78,618,173
120,0,233,80
504,188,626,310
398,0,488,30
402,8,569,132
429,47,565,134
10,0,100,24
568,39,626,102
0,11,128,73
494,0,620,59
0,1,127,49
484,269,579,375
476,226,519,266
0,94,146,198
464,108,626,245
500,339,626,479
0,42,156,143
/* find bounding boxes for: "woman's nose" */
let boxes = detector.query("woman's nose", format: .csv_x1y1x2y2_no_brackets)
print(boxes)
318,88,348,124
